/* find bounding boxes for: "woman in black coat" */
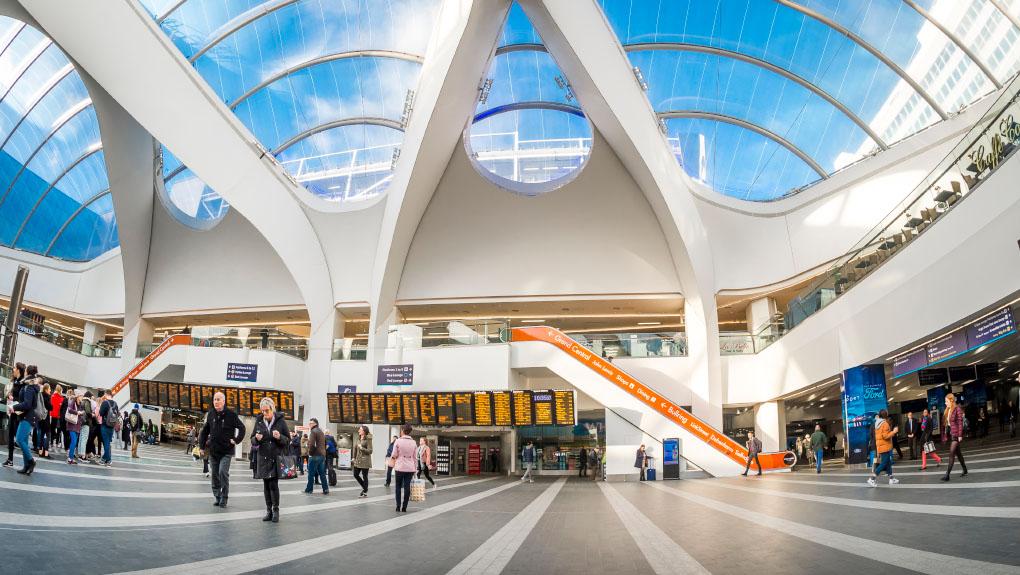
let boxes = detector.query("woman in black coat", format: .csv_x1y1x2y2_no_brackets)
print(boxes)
251,396,290,523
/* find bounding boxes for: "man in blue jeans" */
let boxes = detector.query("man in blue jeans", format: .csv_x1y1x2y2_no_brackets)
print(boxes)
96,389,118,467
304,418,329,495
810,424,828,474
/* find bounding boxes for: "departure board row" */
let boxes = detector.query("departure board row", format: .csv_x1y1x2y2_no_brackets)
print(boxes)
129,379,295,419
325,390,576,427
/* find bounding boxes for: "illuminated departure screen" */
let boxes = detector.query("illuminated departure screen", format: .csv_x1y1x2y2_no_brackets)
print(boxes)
355,395,371,424
225,387,239,411
341,394,358,424
129,381,139,403
191,386,203,413
250,390,267,416
167,384,179,409
473,392,493,426
266,391,281,415
156,383,168,407
386,394,403,424
279,392,294,419
419,394,437,425
533,391,554,425
326,394,342,423
177,384,191,410
553,390,575,426
370,394,388,424
201,386,215,411
454,393,474,426
147,382,159,407
237,388,250,415
512,390,533,426
134,381,146,404
492,391,512,426
402,393,420,425
436,393,455,426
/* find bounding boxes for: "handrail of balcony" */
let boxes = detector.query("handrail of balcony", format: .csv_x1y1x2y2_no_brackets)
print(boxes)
138,325,309,360
0,307,121,358
571,331,687,358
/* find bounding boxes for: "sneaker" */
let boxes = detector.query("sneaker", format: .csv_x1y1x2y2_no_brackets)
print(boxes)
359,492,367,498
866,477,876,487
888,477,899,484
3,460,13,468
104,461,112,467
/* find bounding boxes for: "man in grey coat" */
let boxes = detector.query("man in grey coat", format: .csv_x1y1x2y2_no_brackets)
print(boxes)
742,431,763,476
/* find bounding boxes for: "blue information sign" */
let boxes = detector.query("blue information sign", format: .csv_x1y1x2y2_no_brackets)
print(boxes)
337,385,356,394
377,364,413,386
842,364,888,465
226,362,258,383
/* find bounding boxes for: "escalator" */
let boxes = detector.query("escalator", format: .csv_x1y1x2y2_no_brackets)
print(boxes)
110,334,192,404
511,326,794,477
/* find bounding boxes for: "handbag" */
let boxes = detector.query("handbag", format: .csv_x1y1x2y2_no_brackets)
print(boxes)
923,441,935,453
278,455,298,479
410,478,426,502
64,401,79,425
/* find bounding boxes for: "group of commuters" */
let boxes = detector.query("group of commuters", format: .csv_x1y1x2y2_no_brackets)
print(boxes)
4,363,128,474
865,393,968,485
384,433,437,489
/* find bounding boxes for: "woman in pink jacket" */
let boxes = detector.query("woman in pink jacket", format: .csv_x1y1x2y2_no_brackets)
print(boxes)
389,424,417,513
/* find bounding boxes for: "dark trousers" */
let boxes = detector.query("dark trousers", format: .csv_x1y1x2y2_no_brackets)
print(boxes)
638,467,646,480
907,436,917,459
385,464,393,485
353,467,369,493
578,462,587,477
262,478,280,509
394,470,413,511
744,452,761,475
946,440,967,474
417,463,435,486
6,412,19,462
86,425,100,456
210,452,232,500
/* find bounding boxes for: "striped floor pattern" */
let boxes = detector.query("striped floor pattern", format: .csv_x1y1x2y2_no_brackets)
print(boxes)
1,436,1018,574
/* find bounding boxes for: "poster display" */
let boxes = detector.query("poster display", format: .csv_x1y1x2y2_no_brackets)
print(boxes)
842,364,888,465
492,391,512,426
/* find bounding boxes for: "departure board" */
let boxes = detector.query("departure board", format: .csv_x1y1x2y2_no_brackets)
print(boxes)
237,388,250,415
250,390,268,416
326,393,342,423
167,384,179,409
158,383,168,407
553,390,575,425
512,390,533,426
179,384,192,410
225,387,239,411
341,394,358,424
370,394,388,424
190,385,202,412
266,391,281,415
454,392,474,425
419,393,437,425
146,381,158,407
355,394,371,424
201,386,216,411
436,393,455,426
386,394,403,424
134,381,146,404
533,391,554,425
130,381,139,403
492,391,512,426
279,391,294,419
402,393,420,425
473,392,493,426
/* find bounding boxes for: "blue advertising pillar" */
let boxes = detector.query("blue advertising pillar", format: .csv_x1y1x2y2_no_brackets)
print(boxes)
842,364,888,465
927,386,949,439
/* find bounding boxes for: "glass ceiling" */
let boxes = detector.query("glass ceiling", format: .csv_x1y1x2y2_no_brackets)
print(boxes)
467,2,592,193
600,0,1020,201
140,0,442,205
158,146,229,229
0,17,118,261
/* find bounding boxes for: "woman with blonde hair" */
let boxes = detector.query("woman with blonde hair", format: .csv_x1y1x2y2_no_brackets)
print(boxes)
941,393,968,482
251,396,290,523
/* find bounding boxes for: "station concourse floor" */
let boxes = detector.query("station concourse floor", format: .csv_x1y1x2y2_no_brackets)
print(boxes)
1,434,1018,575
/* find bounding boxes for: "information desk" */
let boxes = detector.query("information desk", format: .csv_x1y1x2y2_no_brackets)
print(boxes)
324,389,576,427
128,379,296,419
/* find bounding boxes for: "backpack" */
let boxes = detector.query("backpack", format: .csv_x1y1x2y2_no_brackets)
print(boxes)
104,400,121,429
326,437,337,455
32,387,47,421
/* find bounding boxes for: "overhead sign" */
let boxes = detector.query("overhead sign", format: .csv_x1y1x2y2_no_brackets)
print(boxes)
129,379,295,419
966,307,1016,348
226,362,258,383
337,385,356,394
926,330,968,364
378,364,414,386
892,347,928,378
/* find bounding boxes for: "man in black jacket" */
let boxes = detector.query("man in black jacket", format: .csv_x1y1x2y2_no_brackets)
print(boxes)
903,412,918,459
129,405,143,458
198,392,246,508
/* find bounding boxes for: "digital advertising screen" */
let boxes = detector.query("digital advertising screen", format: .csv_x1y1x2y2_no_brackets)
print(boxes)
842,364,888,464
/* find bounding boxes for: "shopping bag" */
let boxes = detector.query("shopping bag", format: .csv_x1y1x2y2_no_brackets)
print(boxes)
328,465,337,487
923,441,935,454
410,478,426,502
278,455,298,479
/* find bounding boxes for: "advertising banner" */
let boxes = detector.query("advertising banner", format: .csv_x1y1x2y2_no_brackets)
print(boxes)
842,364,888,465
926,386,947,437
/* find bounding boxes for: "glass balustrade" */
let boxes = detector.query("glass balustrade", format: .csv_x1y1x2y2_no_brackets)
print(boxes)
0,308,121,358
571,332,687,358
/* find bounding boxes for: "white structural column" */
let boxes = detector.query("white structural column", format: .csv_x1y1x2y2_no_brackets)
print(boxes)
368,0,512,361
746,296,778,340
20,0,337,421
522,0,724,427
82,322,106,347
754,400,786,453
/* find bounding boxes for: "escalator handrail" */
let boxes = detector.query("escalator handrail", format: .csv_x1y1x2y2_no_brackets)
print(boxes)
110,334,192,397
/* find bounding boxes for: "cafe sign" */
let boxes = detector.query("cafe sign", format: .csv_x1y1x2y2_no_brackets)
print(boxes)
968,113,1020,175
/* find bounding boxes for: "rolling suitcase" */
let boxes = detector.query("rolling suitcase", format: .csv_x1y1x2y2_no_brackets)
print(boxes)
328,464,337,487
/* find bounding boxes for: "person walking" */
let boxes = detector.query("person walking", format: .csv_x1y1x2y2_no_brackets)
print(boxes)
198,392,246,508
96,389,120,467
77,392,92,462
578,446,588,478
904,412,918,460
36,382,52,459
185,426,196,456
252,396,290,523
351,425,373,498
635,444,647,481
804,433,814,467
384,435,397,487
521,440,536,483
3,363,26,468
304,418,328,495
120,407,132,451
9,373,41,475
742,431,763,476
588,447,600,480
128,405,143,458
49,384,64,452
919,408,942,470
325,429,338,482
388,424,417,513
941,394,968,482
810,425,828,474
1009,400,1017,438
866,416,878,468
416,437,435,488
64,389,82,465
867,410,899,487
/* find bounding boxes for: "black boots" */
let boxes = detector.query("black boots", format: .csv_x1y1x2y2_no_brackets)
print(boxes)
262,507,273,522
16,460,35,475
219,497,227,508
213,498,222,508
271,506,279,523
